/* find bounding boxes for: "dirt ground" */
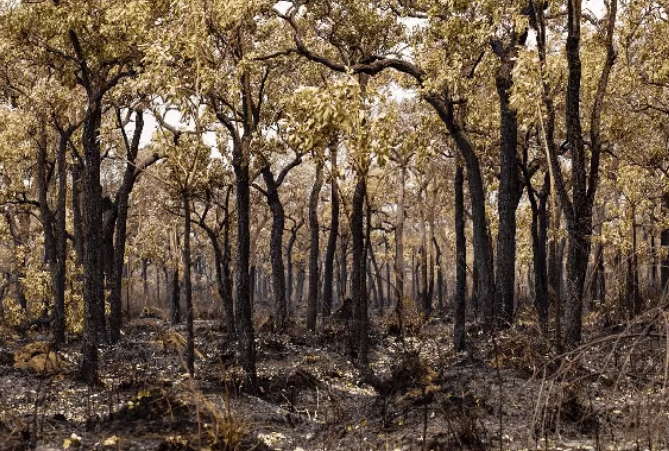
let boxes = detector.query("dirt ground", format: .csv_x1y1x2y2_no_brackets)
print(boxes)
1,310,668,451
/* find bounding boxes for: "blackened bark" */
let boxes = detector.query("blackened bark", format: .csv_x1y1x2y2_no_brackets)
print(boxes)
494,52,522,327
368,242,384,316
262,169,288,329
170,265,181,326
626,207,641,315
339,231,349,301
182,190,195,376
37,126,71,344
539,0,617,349
285,220,302,312
222,190,235,337
72,163,84,266
394,164,406,328
454,164,467,352
351,175,368,366
322,148,339,317
661,195,669,292
80,100,105,383
530,183,550,332
233,140,258,394
420,246,429,316
307,163,323,330
257,153,304,329
109,110,144,343
424,96,495,330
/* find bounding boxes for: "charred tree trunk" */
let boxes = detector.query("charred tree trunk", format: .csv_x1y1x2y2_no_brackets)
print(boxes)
394,164,407,330
233,140,258,394
351,175,368,367
182,190,195,376
37,125,72,344
339,232,349,301
307,162,323,330
322,148,339,318
454,163,467,352
80,99,105,383
262,168,288,330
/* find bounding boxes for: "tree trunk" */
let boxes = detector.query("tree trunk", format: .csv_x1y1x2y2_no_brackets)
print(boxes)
339,232,348,301
307,162,323,330
433,238,443,311
529,184,550,333
263,169,288,330
661,195,669,292
322,148,339,318
454,163,467,352
80,101,105,383
37,126,70,344
233,140,258,394
169,228,181,325
351,175,368,367
182,190,195,376
394,164,406,329
492,31,526,328
590,243,605,307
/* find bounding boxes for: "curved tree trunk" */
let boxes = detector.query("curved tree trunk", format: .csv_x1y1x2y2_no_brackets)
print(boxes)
263,168,288,330
109,110,144,343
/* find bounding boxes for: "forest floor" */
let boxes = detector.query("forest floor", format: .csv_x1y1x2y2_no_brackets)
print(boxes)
1,307,669,451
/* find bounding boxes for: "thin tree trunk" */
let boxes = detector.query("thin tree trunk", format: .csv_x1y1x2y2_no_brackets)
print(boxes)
322,148,339,317
395,164,406,330
307,162,323,330
454,163,467,352
182,190,195,376
351,175,368,367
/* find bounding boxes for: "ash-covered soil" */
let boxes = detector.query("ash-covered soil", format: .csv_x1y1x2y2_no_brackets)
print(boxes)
1,311,667,451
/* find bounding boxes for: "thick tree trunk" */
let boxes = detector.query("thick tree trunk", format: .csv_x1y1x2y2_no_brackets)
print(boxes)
80,101,105,383
454,164,467,352
322,149,339,318
233,140,258,394
307,163,323,330
495,75,521,327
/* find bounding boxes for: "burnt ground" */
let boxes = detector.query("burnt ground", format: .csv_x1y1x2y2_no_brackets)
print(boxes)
1,309,669,451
